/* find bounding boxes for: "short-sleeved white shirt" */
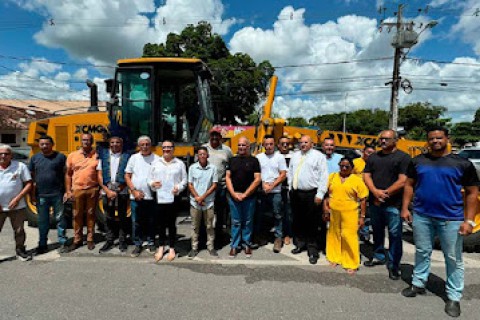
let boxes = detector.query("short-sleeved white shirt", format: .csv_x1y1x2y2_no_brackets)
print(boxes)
125,152,159,200
0,161,32,211
256,152,287,193
96,151,122,184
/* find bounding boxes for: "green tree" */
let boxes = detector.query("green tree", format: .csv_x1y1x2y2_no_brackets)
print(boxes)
143,21,274,123
287,117,309,127
309,109,388,135
473,108,480,123
398,102,450,140
450,122,480,147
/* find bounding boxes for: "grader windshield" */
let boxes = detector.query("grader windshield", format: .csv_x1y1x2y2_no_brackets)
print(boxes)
110,58,214,148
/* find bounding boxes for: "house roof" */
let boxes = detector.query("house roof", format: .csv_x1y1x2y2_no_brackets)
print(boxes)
0,100,106,130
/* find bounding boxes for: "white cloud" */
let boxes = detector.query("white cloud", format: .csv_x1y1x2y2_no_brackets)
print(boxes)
73,68,89,80
10,0,237,68
451,0,480,56
0,58,107,102
229,5,480,123
54,72,71,81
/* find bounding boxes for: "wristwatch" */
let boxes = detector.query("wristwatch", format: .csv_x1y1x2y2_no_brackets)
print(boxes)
466,219,477,228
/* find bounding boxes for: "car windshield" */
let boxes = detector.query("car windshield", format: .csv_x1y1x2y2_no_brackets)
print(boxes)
458,149,480,159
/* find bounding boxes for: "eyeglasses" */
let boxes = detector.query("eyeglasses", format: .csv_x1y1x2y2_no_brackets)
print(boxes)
0,152,12,156
339,165,351,168
237,144,247,147
162,146,174,149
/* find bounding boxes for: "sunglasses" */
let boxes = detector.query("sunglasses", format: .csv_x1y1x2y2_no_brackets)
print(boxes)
339,165,351,168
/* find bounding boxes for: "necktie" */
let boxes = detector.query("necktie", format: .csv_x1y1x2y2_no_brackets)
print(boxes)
292,154,306,190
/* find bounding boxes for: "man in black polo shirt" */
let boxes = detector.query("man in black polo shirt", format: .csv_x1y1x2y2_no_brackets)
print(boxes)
226,137,261,258
363,129,410,280
28,135,68,254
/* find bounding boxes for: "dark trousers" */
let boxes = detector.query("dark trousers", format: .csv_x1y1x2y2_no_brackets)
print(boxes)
102,193,129,244
157,200,178,248
214,187,229,238
290,189,323,257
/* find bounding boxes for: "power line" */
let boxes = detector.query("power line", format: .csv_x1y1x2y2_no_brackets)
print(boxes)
0,65,92,99
0,54,115,69
407,57,480,67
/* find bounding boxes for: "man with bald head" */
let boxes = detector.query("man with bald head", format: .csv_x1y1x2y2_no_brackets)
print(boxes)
226,137,261,258
65,133,99,252
288,135,328,264
363,129,411,280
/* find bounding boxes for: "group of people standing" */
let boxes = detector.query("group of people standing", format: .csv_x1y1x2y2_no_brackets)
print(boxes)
0,125,477,318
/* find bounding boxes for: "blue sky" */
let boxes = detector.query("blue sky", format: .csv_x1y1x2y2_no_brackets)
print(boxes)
0,0,479,123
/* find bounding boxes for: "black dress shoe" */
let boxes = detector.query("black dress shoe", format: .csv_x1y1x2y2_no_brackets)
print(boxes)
388,268,400,280
401,285,426,298
363,259,386,267
445,300,461,317
99,241,113,253
35,245,48,255
119,242,128,252
309,255,318,265
291,247,304,254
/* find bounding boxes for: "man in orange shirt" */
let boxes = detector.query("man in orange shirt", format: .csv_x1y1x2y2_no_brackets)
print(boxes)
65,133,99,251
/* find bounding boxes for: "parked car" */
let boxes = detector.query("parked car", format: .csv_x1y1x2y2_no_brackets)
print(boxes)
12,149,29,164
458,147,480,178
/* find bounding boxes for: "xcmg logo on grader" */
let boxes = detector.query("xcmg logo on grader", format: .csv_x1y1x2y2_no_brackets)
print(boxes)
355,136,378,147
74,124,108,134
329,132,378,147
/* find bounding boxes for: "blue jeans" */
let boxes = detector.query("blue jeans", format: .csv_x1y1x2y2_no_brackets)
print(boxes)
37,195,66,246
228,195,256,249
412,212,464,301
370,205,402,270
130,200,155,247
256,192,283,238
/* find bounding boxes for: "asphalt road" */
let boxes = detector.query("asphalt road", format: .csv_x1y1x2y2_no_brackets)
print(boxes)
1,220,480,320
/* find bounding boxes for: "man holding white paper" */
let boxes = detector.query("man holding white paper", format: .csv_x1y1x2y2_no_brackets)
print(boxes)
149,140,187,262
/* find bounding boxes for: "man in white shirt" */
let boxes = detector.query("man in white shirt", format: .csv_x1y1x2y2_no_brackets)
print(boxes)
97,137,131,253
187,146,218,259
125,136,160,257
204,128,233,244
0,144,33,261
288,135,328,264
255,135,287,253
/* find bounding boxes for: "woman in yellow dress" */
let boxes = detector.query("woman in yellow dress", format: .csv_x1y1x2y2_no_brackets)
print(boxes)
323,157,368,274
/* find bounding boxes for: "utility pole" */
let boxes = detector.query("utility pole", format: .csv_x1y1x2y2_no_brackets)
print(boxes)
343,93,348,133
380,4,437,131
389,4,403,131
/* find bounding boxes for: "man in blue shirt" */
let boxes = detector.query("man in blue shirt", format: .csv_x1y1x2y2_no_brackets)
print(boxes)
322,138,343,174
28,136,67,254
187,146,218,259
401,126,479,318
